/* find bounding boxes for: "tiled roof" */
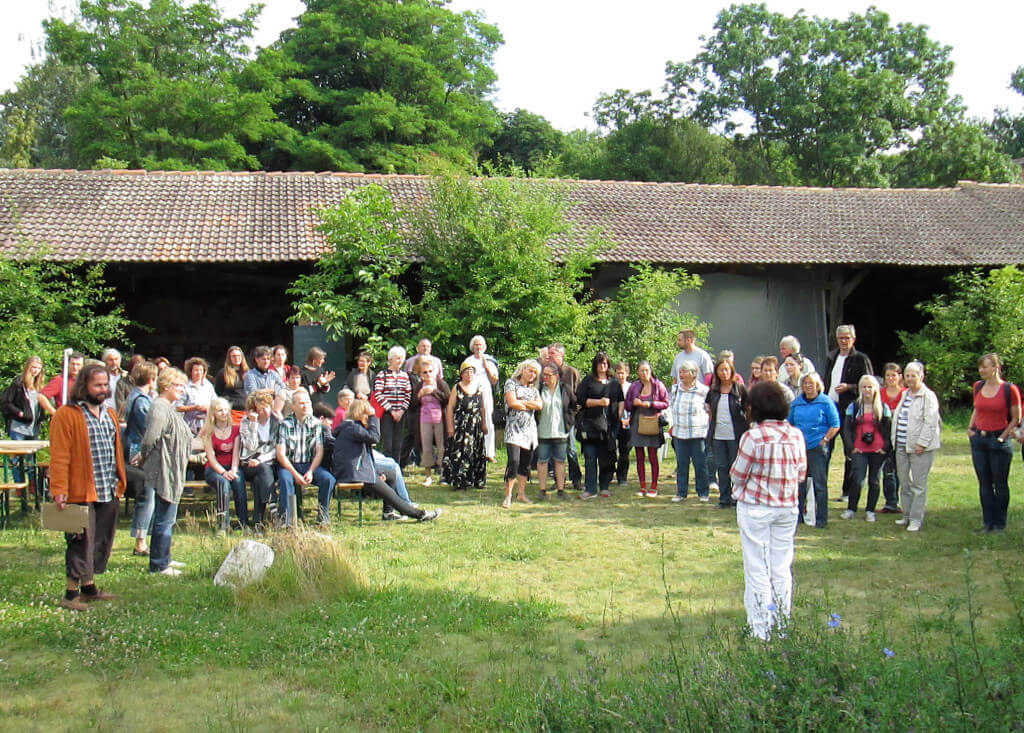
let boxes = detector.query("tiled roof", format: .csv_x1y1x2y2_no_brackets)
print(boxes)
1,168,1023,266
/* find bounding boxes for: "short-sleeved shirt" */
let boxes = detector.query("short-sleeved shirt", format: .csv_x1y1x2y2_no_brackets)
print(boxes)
669,382,709,440
277,414,323,465
503,379,539,449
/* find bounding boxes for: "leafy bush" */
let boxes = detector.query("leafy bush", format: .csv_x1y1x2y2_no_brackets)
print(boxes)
899,266,1024,405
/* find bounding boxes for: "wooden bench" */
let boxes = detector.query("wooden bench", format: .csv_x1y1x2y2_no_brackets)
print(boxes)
0,480,29,526
335,482,366,525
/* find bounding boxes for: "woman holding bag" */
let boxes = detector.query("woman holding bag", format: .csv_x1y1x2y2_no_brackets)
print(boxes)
625,361,669,497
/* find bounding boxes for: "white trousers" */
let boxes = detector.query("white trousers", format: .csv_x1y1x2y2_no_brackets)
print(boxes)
896,449,935,525
737,501,799,640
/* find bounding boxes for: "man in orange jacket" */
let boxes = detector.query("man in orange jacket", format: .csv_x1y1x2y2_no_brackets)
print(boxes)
50,363,127,611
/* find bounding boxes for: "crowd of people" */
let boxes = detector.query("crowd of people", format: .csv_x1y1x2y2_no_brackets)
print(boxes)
1,329,1017,631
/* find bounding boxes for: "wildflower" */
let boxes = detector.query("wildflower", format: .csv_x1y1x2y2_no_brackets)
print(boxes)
827,613,841,628
767,602,777,612
883,648,895,658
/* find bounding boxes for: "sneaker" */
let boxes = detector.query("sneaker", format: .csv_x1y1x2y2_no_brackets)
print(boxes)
418,508,442,522
382,510,401,521
168,560,186,569
907,521,921,532
599,489,612,497
698,495,710,503
636,489,648,497
155,567,182,576
580,492,598,500
423,476,433,487
835,495,849,502
671,496,686,503
865,511,876,522
840,510,855,520
709,482,720,493
557,490,569,501
60,595,89,612
895,518,908,526
81,589,118,602
646,490,658,498
537,490,547,501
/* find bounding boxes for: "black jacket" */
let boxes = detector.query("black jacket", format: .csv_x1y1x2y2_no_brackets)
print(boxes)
824,348,873,416
705,385,749,441
1,377,40,437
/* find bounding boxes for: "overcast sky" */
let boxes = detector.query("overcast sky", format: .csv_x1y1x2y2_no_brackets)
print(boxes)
3,0,1022,132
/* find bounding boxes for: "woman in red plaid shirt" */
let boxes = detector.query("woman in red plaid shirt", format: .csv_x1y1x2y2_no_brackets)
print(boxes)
729,381,807,640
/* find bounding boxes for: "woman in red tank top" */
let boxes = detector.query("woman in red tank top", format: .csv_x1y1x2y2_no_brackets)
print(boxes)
202,397,248,532
967,353,1021,532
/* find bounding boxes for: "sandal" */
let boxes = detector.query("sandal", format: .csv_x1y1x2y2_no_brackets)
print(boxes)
501,495,512,508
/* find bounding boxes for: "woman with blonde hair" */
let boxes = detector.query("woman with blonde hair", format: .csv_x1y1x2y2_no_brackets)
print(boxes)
201,397,247,532
841,374,892,521
141,368,192,575
501,359,542,507
214,346,249,424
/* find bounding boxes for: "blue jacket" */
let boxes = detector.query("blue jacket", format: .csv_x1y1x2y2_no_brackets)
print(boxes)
123,387,153,460
788,393,840,449
332,416,380,484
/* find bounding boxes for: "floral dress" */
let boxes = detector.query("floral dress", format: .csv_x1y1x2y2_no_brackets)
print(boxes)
502,379,539,449
442,384,487,490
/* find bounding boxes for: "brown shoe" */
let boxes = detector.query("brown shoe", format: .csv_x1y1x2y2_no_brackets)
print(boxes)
82,590,118,602
60,596,89,612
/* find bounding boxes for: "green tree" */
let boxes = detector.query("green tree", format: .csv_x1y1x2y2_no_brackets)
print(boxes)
987,66,1024,160
898,266,1024,406
287,185,413,357
481,108,564,174
593,264,709,380
0,56,92,169
693,4,954,187
43,0,278,170
0,248,133,386
592,116,736,183
262,0,502,173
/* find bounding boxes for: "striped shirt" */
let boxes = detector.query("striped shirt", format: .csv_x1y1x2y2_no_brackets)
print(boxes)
373,370,412,412
669,382,709,440
895,395,911,447
729,420,807,507
79,403,119,503
243,368,285,396
277,414,323,465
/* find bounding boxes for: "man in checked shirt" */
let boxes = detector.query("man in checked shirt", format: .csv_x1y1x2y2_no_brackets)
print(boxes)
276,390,335,526
50,363,128,612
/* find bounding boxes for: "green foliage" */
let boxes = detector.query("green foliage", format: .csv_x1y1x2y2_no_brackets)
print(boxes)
986,66,1024,161
287,184,413,356
693,4,955,187
593,263,709,379
0,246,132,386
412,175,605,367
42,0,278,170
481,108,564,174
898,266,1024,405
262,0,502,174
594,116,736,183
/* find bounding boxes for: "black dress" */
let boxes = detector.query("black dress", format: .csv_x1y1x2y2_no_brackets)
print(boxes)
442,384,486,490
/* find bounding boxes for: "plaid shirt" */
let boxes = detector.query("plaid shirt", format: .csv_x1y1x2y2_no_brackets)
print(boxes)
669,382,709,440
79,402,119,503
729,420,807,507
277,413,323,465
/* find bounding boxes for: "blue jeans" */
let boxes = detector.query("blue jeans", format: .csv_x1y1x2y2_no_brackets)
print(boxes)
849,452,886,512
277,462,335,525
131,485,156,538
566,427,582,487
581,439,613,495
970,433,1013,530
205,466,248,530
799,443,829,527
712,439,739,506
149,496,179,572
673,437,709,498
8,431,34,484
881,454,899,510
372,453,411,502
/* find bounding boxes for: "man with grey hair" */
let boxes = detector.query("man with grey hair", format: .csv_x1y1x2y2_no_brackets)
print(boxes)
671,330,714,385
823,324,873,502
101,348,127,413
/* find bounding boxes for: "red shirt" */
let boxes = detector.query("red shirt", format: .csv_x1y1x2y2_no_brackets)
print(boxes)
853,411,885,453
973,382,1022,431
41,375,75,408
207,424,240,469
881,387,904,412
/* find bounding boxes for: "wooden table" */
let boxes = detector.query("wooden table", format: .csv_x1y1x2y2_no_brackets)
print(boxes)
0,439,50,524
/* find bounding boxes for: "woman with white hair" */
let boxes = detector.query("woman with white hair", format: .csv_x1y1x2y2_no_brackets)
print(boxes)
501,359,542,507
891,361,941,532
372,345,412,462
465,335,499,460
779,335,816,377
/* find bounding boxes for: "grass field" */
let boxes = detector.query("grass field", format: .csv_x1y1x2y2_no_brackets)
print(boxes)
2,422,1023,730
